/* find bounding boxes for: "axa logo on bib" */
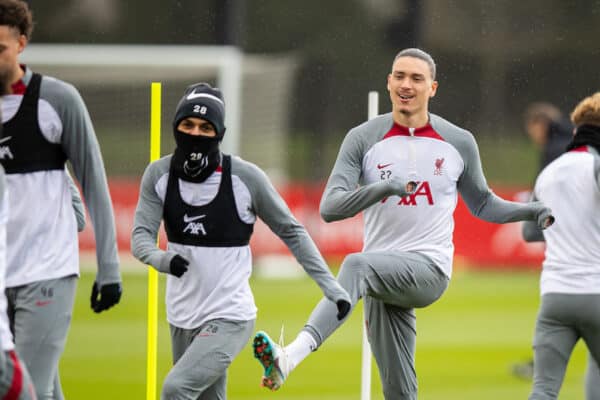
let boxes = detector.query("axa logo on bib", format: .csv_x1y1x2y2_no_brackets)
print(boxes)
0,136,14,160
183,214,207,235
382,181,434,206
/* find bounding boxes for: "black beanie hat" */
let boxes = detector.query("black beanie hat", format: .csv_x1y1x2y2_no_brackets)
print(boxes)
173,83,226,138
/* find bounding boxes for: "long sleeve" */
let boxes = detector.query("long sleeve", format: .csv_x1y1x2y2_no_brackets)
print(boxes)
320,128,411,222
456,130,549,226
236,159,349,303
55,82,120,285
130,159,175,273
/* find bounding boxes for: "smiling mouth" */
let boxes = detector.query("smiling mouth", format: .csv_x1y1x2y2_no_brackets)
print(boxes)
398,93,414,100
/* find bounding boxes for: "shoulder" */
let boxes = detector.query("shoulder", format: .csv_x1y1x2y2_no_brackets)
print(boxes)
39,75,83,103
429,113,474,144
350,113,394,139
230,155,270,187
143,155,172,183
343,113,395,153
38,74,88,116
429,113,478,159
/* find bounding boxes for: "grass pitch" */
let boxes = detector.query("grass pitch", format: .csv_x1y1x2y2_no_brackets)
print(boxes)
60,262,587,399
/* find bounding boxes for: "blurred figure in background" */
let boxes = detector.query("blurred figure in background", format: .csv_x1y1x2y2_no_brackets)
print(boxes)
131,82,350,399
522,92,600,400
0,1,122,398
524,102,573,173
0,60,37,400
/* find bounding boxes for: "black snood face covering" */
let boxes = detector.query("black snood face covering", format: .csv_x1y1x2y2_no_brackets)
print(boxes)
171,130,221,183
169,82,226,183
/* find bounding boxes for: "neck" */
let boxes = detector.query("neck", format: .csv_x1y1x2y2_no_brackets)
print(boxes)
393,109,429,129
7,64,24,93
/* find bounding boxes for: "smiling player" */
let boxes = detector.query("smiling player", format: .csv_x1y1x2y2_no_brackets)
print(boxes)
252,48,554,399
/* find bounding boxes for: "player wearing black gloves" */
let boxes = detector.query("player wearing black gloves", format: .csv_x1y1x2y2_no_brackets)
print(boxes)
0,1,122,398
131,82,350,399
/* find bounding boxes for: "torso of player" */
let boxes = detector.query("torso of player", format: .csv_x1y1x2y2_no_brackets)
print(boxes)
535,148,600,294
156,158,258,329
0,71,78,287
361,121,464,272
0,169,15,351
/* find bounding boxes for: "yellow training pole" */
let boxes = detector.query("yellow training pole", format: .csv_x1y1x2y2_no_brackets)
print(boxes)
146,82,161,400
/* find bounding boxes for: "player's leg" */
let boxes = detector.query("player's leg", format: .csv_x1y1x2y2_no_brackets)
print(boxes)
365,296,416,400
304,251,447,346
161,319,254,400
577,294,600,400
52,370,64,400
529,294,579,400
9,276,77,400
0,350,38,400
254,251,447,390
585,354,600,400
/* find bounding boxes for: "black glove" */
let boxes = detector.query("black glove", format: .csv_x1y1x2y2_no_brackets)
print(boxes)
336,300,351,321
91,282,122,313
170,255,189,278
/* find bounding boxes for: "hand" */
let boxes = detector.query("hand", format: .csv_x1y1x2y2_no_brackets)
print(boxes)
387,176,418,197
405,181,417,194
336,300,351,321
90,282,122,313
537,207,555,229
170,255,189,278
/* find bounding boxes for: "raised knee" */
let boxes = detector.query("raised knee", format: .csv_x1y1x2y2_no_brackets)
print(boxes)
161,376,182,400
340,253,368,274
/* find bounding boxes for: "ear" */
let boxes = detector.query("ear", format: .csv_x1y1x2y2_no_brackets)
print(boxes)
386,73,392,92
429,80,439,98
17,35,28,53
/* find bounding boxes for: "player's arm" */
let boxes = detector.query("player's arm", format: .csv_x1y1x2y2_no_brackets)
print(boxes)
240,160,351,319
131,161,187,276
47,79,121,312
54,81,121,286
456,132,553,229
66,169,86,232
522,192,545,242
320,128,413,222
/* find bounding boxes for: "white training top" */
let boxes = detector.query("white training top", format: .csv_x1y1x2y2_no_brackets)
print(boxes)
155,169,257,329
132,154,347,331
362,128,463,275
534,148,600,295
320,113,546,279
0,171,14,351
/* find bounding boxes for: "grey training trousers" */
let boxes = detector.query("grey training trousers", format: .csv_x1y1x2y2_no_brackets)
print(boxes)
5,275,77,400
529,293,600,400
303,251,449,400
162,319,255,400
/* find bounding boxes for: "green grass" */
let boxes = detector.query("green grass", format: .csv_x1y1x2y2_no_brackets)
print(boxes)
59,263,587,399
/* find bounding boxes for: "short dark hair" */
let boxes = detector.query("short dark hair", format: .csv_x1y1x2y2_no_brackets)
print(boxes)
0,0,34,39
392,48,436,80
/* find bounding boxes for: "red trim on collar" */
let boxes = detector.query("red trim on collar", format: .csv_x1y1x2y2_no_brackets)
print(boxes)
216,165,223,172
569,145,588,153
11,79,26,95
383,123,444,141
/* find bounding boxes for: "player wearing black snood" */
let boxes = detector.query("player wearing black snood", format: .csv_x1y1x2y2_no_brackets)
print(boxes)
131,82,350,399
170,83,225,183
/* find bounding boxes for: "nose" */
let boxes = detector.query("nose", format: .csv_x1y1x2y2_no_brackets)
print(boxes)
188,126,203,136
399,76,412,88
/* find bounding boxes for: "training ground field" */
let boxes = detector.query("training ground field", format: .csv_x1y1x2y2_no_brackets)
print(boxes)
59,261,587,399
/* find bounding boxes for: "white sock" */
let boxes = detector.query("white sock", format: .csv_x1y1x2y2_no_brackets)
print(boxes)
284,330,317,372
